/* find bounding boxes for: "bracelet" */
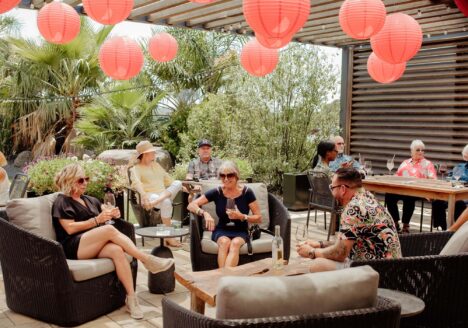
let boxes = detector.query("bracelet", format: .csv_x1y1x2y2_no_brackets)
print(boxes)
308,249,316,259
242,214,248,222
93,217,98,227
319,240,324,248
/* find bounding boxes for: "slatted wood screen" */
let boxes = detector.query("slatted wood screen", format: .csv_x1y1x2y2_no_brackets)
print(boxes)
344,36,468,174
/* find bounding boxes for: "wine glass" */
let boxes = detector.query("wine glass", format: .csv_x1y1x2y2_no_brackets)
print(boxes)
102,192,116,225
295,224,308,244
452,166,463,185
386,159,395,175
365,161,372,175
226,198,236,227
439,162,448,180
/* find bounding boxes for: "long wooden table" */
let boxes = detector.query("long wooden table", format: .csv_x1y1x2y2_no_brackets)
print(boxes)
174,258,312,314
363,176,468,226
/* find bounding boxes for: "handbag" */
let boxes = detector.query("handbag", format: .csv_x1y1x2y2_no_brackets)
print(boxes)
246,224,261,255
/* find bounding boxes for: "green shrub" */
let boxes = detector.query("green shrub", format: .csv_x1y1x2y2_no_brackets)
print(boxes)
25,157,121,200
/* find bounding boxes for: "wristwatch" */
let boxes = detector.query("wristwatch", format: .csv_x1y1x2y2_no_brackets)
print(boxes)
242,214,248,222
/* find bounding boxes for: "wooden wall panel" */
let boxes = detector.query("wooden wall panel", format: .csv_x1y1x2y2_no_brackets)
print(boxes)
347,37,468,174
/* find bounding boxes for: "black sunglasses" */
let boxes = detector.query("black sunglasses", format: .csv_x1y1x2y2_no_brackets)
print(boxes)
329,184,350,191
219,173,236,180
77,177,90,184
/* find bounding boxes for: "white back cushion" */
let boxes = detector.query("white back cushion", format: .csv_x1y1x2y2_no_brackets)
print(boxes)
6,192,60,240
440,221,468,255
216,265,379,319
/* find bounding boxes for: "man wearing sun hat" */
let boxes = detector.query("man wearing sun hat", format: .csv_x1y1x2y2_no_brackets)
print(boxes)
186,139,222,181
130,141,182,246
0,151,10,206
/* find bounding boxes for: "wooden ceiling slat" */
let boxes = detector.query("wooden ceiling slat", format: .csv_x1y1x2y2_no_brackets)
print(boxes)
353,85,468,95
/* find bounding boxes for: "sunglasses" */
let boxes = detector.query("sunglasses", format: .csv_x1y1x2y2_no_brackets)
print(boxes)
219,173,236,180
77,177,90,184
329,184,350,191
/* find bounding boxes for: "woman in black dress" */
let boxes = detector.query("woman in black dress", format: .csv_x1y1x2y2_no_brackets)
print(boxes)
52,164,174,320
188,161,262,268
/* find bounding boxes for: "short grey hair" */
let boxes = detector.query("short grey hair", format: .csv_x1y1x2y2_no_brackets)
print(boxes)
462,144,468,156
410,140,425,151
218,160,240,179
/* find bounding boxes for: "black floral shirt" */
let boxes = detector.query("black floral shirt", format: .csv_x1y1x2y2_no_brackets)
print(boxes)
340,188,402,260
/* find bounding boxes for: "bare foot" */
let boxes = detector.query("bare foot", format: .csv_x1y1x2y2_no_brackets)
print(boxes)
165,238,182,247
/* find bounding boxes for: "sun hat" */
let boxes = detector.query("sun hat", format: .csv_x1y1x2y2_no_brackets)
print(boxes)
0,151,6,167
136,141,157,156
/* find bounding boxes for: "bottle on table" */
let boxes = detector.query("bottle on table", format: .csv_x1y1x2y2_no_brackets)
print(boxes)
272,225,284,270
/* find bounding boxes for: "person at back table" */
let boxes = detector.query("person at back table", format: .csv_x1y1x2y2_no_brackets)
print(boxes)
329,136,362,172
296,168,401,272
385,140,437,233
310,140,338,179
0,151,10,205
186,139,222,181
431,144,468,230
187,161,262,268
130,140,182,247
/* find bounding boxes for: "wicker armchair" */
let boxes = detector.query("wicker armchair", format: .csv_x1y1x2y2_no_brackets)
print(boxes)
351,231,468,328
190,193,291,271
0,216,138,327
162,296,401,328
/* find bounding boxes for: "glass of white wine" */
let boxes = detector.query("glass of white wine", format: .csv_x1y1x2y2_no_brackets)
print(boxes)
386,159,395,175
295,224,308,244
225,198,236,227
102,192,116,225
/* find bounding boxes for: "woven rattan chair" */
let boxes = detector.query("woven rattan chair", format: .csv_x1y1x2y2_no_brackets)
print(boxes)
190,193,291,272
161,296,401,328
352,231,468,328
0,215,137,327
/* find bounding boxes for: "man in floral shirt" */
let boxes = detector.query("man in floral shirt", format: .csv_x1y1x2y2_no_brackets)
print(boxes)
297,168,401,272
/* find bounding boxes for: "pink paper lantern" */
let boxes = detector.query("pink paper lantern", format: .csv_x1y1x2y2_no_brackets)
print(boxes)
371,13,422,64
149,33,178,62
339,0,386,40
243,0,310,49
99,37,143,80
82,0,134,25
455,0,468,17
256,33,293,50
37,2,80,45
0,0,20,14
367,52,406,83
240,38,279,77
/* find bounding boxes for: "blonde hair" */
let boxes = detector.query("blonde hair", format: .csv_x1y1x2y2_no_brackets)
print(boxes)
218,161,240,180
54,163,86,196
0,151,6,167
462,144,468,157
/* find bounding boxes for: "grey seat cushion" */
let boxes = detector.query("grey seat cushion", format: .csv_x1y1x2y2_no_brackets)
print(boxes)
6,192,60,240
440,221,468,255
67,254,133,282
201,230,273,255
199,181,270,229
216,265,379,319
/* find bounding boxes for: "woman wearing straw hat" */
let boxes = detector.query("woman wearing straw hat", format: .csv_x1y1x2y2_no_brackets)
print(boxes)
0,151,9,205
129,141,182,247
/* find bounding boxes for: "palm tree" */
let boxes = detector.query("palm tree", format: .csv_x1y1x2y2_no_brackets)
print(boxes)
0,18,113,156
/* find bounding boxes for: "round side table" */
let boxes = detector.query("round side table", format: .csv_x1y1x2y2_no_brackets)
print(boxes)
136,227,190,294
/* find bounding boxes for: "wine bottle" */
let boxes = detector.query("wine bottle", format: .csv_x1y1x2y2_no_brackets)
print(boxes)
272,225,284,270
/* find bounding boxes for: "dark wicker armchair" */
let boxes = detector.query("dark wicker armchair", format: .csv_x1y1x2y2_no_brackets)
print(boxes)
190,193,291,272
162,296,401,328
352,231,468,328
0,216,138,327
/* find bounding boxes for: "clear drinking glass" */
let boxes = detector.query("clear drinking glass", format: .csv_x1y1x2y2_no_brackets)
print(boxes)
295,224,308,244
386,159,395,175
365,161,372,175
226,198,236,227
452,166,463,184
102,192,116,225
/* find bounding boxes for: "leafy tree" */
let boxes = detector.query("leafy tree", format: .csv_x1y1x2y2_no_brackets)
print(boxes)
75,82,165,154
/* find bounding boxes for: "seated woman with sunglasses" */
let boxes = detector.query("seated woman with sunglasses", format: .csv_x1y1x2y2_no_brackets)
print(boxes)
187,161,262,268
52,164,174,320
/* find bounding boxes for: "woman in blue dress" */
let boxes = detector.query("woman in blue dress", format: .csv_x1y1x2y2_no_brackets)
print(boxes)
188,161,262,268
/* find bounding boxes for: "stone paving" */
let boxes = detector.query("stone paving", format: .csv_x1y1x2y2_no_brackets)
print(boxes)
0,207,433,327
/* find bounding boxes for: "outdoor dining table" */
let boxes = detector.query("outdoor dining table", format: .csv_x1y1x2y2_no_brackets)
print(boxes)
362,175,468,226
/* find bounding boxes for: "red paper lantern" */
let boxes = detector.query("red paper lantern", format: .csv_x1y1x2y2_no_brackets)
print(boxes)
82,0,134,25
37,2,80,45
367,52,406,83
99,37,143,80
339,0,386,40
371,13,422,64
240,38,279,77
149,33,178,62
256,33,292,50
0,0,20,14
243,0,310,49
455,0,468,17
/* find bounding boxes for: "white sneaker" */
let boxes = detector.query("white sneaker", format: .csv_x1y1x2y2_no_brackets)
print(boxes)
126,295,144,320
143,255,174,274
